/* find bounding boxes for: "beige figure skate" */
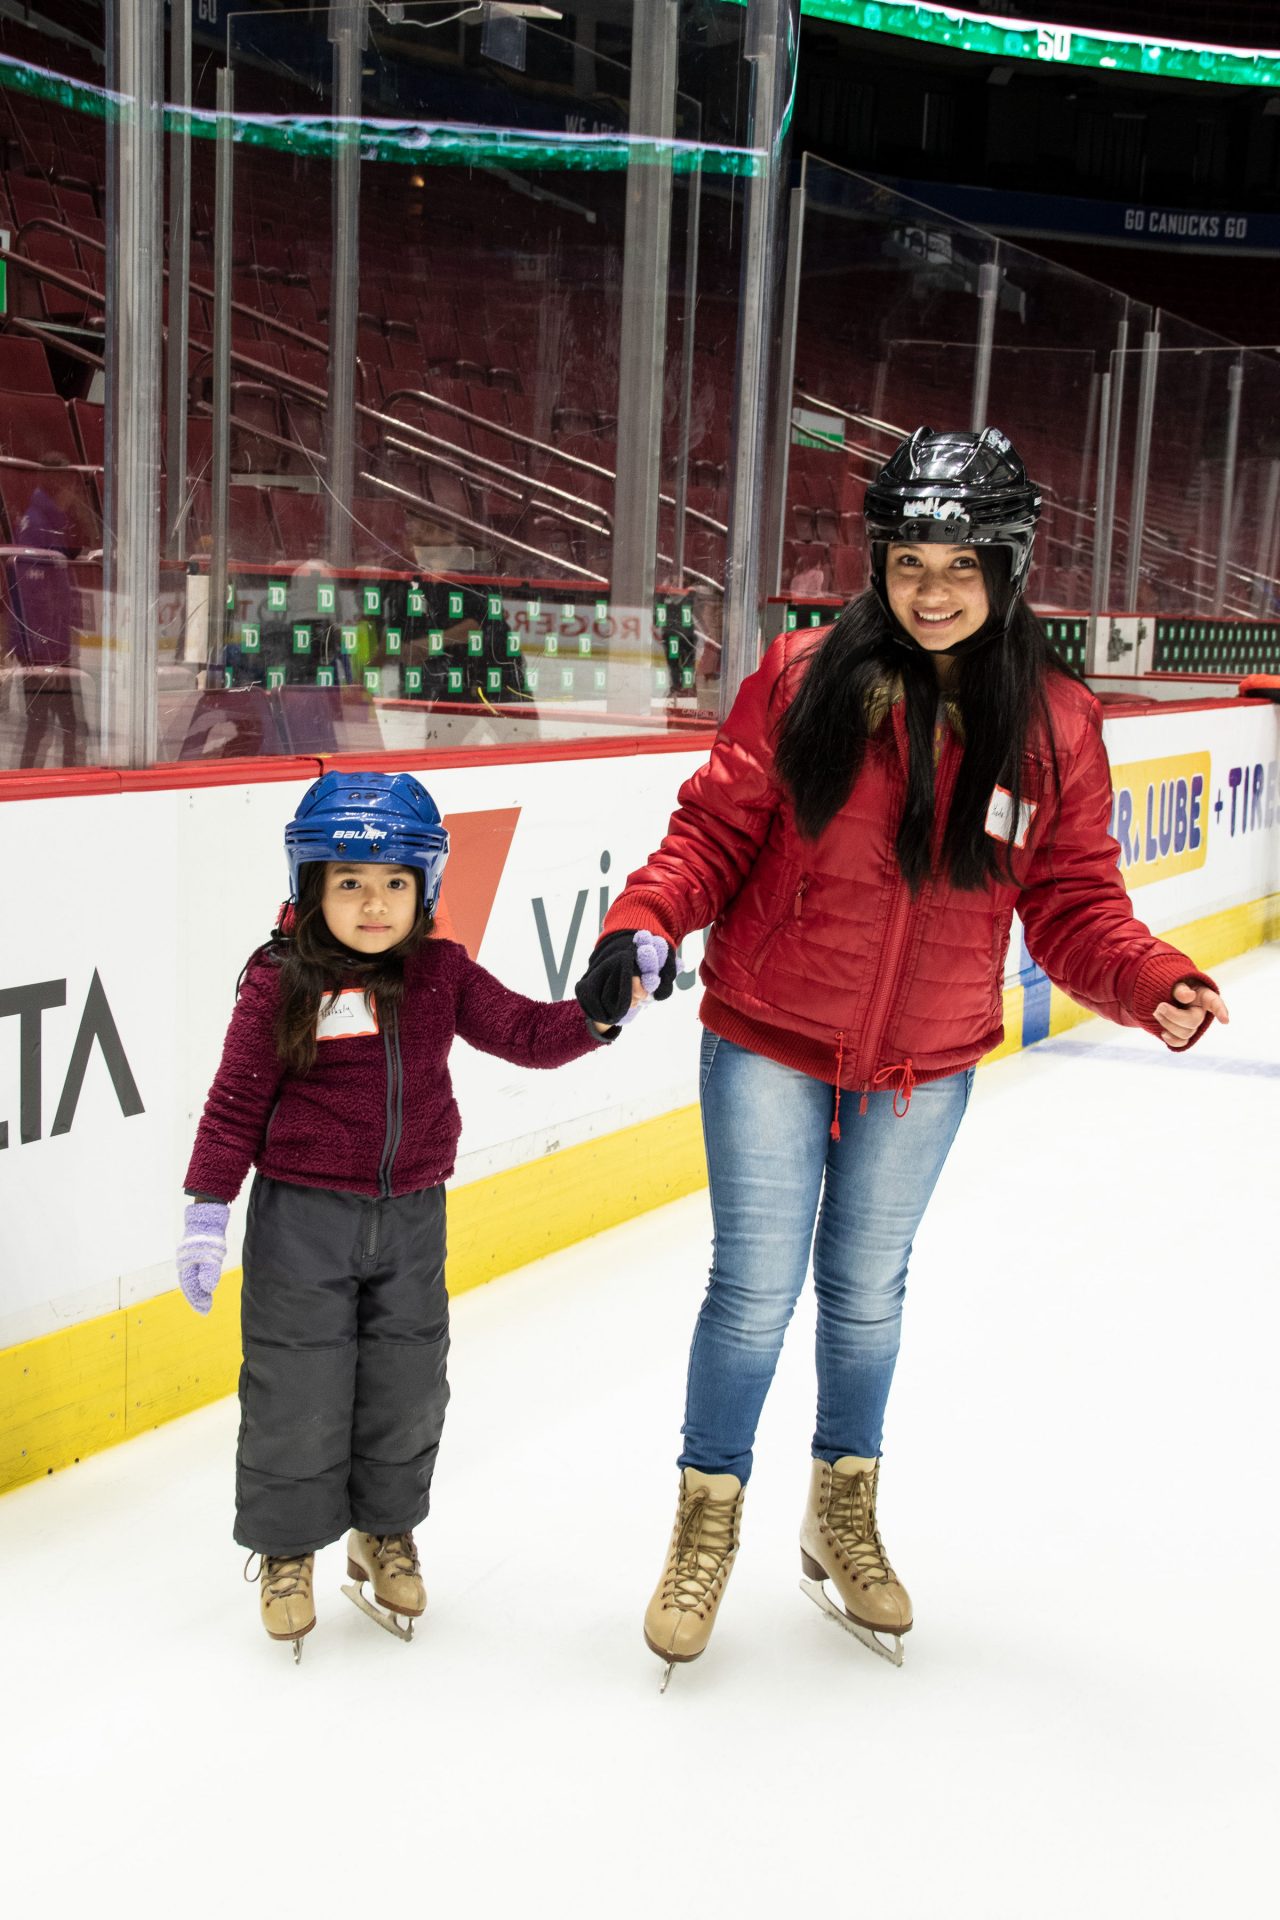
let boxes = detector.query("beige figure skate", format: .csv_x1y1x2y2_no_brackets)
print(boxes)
246,1551,316,1665
799,1456,912,1666
643,1468,744,1691
342,1530,426,1642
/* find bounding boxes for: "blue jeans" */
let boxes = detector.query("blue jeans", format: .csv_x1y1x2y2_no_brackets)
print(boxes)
680,1032,974,1484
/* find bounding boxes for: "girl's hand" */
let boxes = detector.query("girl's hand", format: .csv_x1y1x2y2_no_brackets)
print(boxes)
1154,980,1230,1050
176,1200,230,1314
619,934,671,1026
575,930,675,1026
591,962,668,1034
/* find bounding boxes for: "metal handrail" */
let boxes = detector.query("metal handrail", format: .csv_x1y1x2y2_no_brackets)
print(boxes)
4,226,725,578
359,472,606,584
5,224,725,564
2,245,106,310
794,388,1099,533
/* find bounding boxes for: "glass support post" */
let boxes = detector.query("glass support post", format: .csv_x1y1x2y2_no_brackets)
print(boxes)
610,0,678,713
104,0,163,766
1104,311,1129,607
671,155,704,588
327,0,368,569
164,0,192,559
761,181,806,601
1124,321,1161,612
1253,458,1280,617
1074,369,1099,584
1090,368,1112,628
721,0,800,715
1214,357,1244,616
970,255,999,432
208,67,235,673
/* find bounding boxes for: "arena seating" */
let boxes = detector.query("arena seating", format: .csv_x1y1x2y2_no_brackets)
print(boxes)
0,13,1272,623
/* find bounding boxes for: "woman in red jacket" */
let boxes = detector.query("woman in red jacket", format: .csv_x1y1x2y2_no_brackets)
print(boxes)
575,427,1228,1683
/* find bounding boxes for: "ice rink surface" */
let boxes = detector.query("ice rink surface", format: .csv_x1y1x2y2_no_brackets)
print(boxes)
3,947,1277,1918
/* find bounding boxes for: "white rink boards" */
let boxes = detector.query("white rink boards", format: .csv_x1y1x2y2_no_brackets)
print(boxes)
1,694,1277,1350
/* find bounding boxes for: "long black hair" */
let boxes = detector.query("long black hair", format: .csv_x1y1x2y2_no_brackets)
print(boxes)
239,862,433,1076
773,550,1078,892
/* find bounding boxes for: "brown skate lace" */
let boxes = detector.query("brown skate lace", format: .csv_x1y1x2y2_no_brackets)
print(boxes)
825,1467,896,1586
374,1533,420,1579
243,1550,312,1600
664,1489,737,1613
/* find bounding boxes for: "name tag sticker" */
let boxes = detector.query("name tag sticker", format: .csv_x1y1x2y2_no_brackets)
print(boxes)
985,785,1038,849
316,990,380,1042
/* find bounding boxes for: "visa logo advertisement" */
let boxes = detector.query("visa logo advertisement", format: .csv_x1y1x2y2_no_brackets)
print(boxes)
1108,754,1211,887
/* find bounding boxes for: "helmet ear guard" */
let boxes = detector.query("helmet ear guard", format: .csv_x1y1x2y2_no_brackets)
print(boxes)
864,426,1041,632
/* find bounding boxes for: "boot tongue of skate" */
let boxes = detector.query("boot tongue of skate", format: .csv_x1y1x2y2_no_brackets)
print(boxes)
683,1468,741,1502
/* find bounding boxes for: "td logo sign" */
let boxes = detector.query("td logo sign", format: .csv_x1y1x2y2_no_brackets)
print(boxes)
0,972,144,1148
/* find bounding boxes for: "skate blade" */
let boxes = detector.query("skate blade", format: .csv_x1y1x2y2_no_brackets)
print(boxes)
644,1630,696,1696
341,1580,416,1643
799,1576,905,1668
265,1618,314,1664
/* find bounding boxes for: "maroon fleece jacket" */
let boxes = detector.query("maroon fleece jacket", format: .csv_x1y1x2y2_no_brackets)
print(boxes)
185,937,608,1202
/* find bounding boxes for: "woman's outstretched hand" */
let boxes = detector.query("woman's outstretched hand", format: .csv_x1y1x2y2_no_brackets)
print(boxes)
1154,980,1230,1050
576,929,676,1028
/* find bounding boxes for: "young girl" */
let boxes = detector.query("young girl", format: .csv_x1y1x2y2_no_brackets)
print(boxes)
178,770,661,1659
575,426,1229,1683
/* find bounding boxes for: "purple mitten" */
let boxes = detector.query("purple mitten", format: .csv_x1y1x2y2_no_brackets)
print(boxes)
177,1201,229,1315
620,932,671,1025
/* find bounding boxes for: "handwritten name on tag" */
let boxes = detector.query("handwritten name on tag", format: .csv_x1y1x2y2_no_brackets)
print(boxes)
984,785,1038,850
316,989,380,1042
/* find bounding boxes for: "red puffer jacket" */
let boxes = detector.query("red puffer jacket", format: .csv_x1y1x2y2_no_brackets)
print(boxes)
603,629,1211,1110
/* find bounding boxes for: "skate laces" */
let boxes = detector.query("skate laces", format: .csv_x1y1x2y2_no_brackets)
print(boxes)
243,1551,312,1600
826,1468,896,1585
666,1490,737,1612
374,1533,420,1579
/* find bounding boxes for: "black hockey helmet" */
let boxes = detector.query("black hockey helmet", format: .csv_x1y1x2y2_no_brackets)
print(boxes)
864,426,1042,606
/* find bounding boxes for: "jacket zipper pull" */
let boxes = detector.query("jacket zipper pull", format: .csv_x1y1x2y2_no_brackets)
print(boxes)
794,877,809,919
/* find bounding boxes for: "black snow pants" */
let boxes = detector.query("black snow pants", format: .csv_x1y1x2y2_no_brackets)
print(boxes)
234,1175,450,1556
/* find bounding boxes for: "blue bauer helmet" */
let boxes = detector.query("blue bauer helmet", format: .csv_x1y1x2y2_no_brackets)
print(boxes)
284,771,450,914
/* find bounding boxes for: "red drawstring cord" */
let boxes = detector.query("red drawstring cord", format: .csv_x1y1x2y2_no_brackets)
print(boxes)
833,1050,916,1137
872,1058,917,1118
830,1032,846,1141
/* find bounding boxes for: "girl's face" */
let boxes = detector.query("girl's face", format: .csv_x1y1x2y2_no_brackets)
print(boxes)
320,862,418,954
885,543,989,652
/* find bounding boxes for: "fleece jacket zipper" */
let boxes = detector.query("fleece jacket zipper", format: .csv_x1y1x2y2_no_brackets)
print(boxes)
377,1019,404,1200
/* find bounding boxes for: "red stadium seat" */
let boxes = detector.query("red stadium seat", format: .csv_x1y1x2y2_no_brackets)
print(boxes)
0,334,55,394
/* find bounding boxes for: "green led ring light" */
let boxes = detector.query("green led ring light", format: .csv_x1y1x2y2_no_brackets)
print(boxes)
0,53,762,173
728,2,1280,90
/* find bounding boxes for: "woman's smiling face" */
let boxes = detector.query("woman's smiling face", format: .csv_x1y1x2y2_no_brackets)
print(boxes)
884,543,989,652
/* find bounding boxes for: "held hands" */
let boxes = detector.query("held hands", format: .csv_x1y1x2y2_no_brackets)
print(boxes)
176,1200,230,1315
620,931,672,1026
1154,980,1230,1050
576,929,676,1031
